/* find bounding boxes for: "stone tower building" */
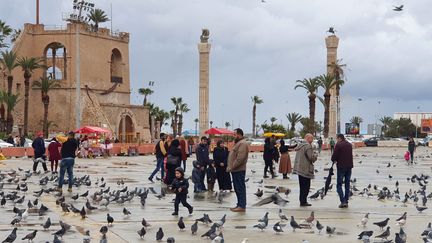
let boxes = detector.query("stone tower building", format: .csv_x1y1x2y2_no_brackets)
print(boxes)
10,22,150,142
325,34,339,139
198,29,211,136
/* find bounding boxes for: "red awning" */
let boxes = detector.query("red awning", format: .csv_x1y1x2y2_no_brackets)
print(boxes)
204,128,235,135
75,126,111,135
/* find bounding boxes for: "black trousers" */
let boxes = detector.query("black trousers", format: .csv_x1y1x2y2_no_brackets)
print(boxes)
409,150,414,162
298,175,311,204
174,194,192,213
264,159,274,176
33,158,48,172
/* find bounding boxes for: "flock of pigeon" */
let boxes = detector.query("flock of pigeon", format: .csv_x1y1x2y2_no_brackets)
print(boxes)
0,149,431,242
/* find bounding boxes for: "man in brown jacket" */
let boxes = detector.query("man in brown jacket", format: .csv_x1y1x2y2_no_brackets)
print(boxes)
227,128,249,212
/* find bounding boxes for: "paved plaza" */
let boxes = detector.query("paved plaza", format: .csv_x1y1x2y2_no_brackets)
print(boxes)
0,146,431,242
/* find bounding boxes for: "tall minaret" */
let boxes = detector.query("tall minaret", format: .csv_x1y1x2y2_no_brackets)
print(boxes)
326,34,339,139
198,29,211,136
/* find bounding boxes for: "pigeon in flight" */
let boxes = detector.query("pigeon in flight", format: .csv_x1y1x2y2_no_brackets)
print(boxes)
393,5,404,11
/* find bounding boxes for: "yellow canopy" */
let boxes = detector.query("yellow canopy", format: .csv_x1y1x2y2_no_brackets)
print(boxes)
56,135,68,143
263,132,286,138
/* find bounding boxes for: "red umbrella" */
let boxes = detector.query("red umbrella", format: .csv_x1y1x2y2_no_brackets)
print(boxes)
75,126,112,135
204,128,235,135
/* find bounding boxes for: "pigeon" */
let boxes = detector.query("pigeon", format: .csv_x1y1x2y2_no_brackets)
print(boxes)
80,206,86,219
123,207,131,217
215,214,226,228
374,218,390,230
196,214,212,225
358,230,374,240
100,234,107,243
395,232,405,243
137,227,146,239
42,217,51,230
99,226,108,235
85,200,98,210
253,193,289,207
107,213,114,226
416,205,428,213
254,189,263,198
259,212,269,223
191,221,198,235
52,227,66,238
167,237,175,243
142,218,150,228
326,226,336,236
305,211,315,224
21,230,37,241
290,216,302,231
178,217,186,231
273,222,284,234
83,230,91,243
393,5,403,11
375,226,390,240
2,228,17,242
253,222,267,231
278,209,288,221
395,212,407,222
80,190,89,198
71,194,79,201
358,213,369,227
156,227,164,241
316,220,324,233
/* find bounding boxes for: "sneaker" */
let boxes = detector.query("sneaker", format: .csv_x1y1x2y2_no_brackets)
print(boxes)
300,203,312,207
67,187,72,193
263,175,269,179
188,206,193,214
57,187,63,193
230,207,246,212
148,177,154,183
338,202,348,208
172,212,178,216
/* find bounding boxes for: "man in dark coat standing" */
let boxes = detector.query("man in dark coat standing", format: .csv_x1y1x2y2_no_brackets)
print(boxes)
58,131,78,193
32,131,48,173
331,134,353,208
196,136,210,191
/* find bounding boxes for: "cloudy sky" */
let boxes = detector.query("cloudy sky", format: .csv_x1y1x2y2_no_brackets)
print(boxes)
2,0,432,134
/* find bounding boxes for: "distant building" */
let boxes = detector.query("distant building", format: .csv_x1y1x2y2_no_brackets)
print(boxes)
367,124,382,136
394,112,432,127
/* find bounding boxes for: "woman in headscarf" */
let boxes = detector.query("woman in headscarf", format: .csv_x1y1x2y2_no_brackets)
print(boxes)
213,140,232,191
278,139,296,179
165,139,182,185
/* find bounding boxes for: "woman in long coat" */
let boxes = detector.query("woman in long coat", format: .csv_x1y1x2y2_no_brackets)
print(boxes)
48,137,62,173
165,139,182,185
213,140,232,191
278,139,295,179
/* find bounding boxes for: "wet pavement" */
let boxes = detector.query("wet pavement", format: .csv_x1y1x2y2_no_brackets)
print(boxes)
0,146,431,242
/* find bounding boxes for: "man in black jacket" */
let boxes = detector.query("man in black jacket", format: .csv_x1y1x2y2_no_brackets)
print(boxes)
196,136,209,191
331,134,353,208
32,132,48,173
58,132,78,193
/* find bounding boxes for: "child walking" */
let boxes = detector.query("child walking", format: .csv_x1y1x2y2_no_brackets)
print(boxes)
170,167,193,216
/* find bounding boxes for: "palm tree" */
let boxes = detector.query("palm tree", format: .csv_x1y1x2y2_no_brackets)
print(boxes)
17,56,44,136
380,116,393,136
0,50,18,95
138,88,154,106
225,122,231,129
294,78,320,134
87,9,109,32
317,74,343,138
32,77,61,138
155,109,170,136
2,91,19,133
194,118,199,136
177,103,190,136
270,117,277,126
286,112,302,132
49,43,64,80
328,59,347,97
350,116,363,125
0,20,12,48
170,97,183,136
251,95,263,138
10,29,21,43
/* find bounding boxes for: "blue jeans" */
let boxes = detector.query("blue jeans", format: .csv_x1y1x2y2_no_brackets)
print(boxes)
231,171,246,209
150,157,165,179
336,167,352,203
59,157,75,188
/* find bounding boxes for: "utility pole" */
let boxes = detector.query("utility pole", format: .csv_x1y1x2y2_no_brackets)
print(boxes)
36,0,40,24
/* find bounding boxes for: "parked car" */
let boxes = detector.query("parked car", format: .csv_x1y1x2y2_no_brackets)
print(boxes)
363,137,379,147
0,139,14,148
418,137,432,146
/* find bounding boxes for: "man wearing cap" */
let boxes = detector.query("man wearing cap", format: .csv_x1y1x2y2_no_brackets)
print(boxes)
58,131,79,193
331,134,353,208
32,131,48,173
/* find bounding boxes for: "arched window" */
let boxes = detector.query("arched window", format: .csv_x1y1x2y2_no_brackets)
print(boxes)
44,42,67,80
110,48,123,83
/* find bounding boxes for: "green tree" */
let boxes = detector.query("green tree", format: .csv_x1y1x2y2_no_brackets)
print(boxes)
87,9,109,31
0,20,12,49
317,74,343,138
261,123,287,134
350,116,363,125
270,117,277,126
138,88,154,106
294,78,320,134
328,59,347,97
48,42,64,80
380,116,393,136
251,95,263,138
0,50,18,95
286,112,302,132
224,122,231,129
2,92,19,133
170,97,183,136
300,117,322,138
177,103,190,136
17,56,44,136
32,77,61,138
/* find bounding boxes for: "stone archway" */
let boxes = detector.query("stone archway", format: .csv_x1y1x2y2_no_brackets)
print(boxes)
117,109,136,143
110,48,123,83
44,42,67,80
